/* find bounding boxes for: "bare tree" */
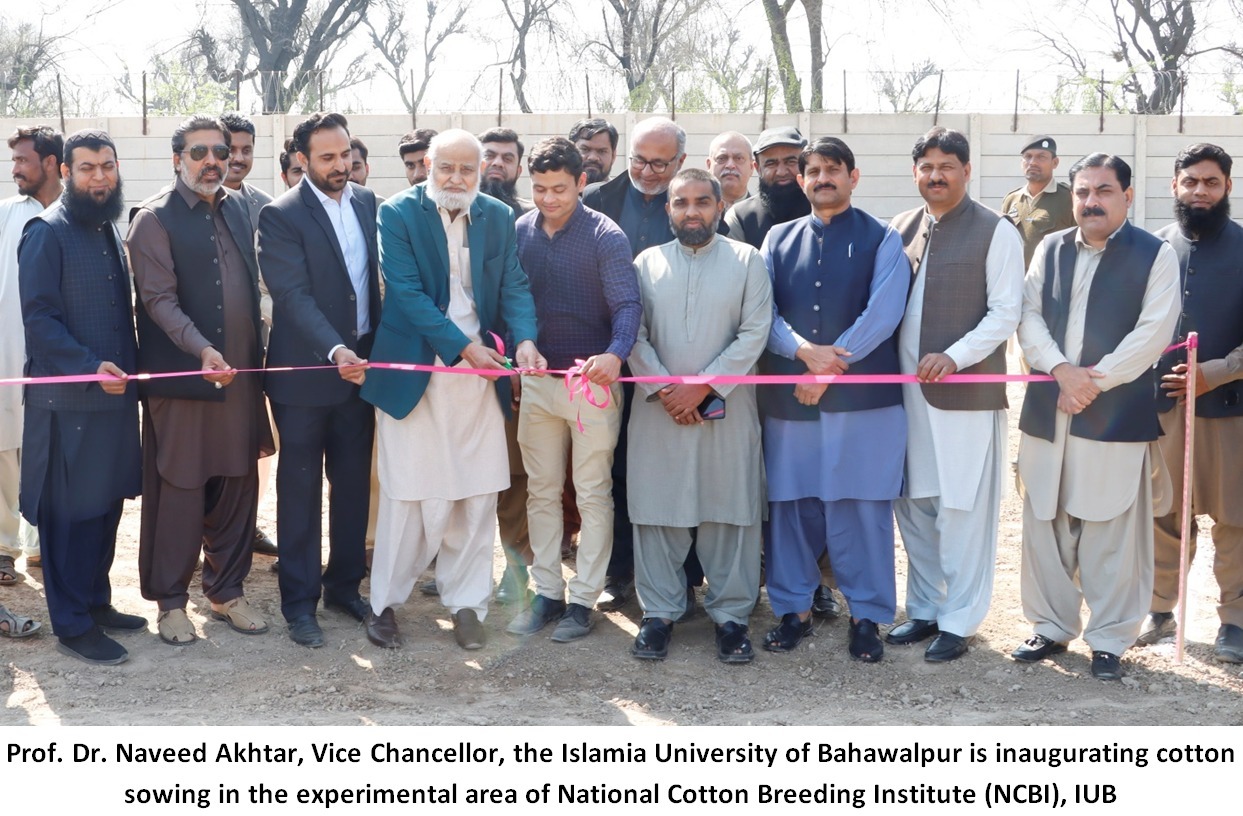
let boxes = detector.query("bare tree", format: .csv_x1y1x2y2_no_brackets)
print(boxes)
587,0,710,109
189,0,373,113
872,59,942,113
365,0,466,116
759,0,830,112
498,0,561,113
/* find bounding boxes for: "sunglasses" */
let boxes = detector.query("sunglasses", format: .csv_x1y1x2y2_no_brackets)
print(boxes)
183,144,230,162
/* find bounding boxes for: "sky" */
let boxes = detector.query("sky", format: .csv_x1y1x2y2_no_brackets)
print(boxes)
12,0,1243,115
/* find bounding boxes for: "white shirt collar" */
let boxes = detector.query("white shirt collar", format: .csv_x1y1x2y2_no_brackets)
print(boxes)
307,180,353,208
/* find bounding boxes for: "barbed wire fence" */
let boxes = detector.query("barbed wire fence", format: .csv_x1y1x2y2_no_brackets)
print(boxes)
5,66,1243,128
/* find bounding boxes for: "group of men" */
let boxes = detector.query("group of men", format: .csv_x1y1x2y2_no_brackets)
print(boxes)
1,112,1238,684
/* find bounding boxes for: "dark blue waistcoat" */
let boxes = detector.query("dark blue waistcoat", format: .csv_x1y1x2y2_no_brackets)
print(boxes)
1154,219,1243,419
759,208,902,421
1019,223,1164,443
20,205,138,413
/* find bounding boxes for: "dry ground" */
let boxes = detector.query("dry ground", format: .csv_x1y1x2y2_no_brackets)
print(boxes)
3,380,1242,727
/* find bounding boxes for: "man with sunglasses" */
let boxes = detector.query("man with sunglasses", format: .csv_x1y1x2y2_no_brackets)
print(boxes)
128,115,274,647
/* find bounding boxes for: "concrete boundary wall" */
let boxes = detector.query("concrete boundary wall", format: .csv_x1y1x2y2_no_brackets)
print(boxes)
3,113,1241,230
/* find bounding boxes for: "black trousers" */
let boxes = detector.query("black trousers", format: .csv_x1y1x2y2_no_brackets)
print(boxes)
271,393,374,621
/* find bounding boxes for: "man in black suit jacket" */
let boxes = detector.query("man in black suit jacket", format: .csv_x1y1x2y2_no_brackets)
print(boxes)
258,113,382,647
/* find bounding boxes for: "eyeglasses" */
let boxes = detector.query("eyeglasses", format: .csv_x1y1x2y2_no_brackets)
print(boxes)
183,144,230,162
630,155,677,173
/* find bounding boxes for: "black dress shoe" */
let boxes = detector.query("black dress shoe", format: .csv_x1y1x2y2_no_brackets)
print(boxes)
1135,611,1176,646
763,613,813,652
1090,650,1123,680
1011,633,1067,662
924,632,969,663
324,595,370,622
252,528,279,556
811,585,843,619
366,608,401,648
452,609,486,650
1215,623,1243,663
56,627,128,665
89,605,148,632
886,618,939,645
288,614,324,648
849,618,883,662
632,617,673,660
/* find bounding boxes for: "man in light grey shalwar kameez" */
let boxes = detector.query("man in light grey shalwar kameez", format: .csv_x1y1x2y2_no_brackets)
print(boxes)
626,168,773,663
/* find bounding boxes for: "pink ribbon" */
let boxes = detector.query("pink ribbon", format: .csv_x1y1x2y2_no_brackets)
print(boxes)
563,360,612,432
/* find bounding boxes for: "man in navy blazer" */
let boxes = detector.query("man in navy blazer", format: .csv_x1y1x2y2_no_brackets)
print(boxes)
360,129,543,651
258,113,382,648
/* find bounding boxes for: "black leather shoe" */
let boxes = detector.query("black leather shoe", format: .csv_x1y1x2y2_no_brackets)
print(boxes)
886,618,939,645
252,528,278,556
811,585,843,619
1011,633,1067,662
764,613,813,652
89,605,148,632
1090,650,1123,680
288,614,324,648
1215,624,1243,663
1135,611,1176,646
924,632,969,663
365,608,401,648
715,622,753,664
632,617,673,660
324,594,370,622
849,618,883,662
56,627,128,665
452,609,486,650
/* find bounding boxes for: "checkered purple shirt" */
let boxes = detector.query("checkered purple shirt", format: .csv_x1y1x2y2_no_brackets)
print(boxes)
515,203,641,370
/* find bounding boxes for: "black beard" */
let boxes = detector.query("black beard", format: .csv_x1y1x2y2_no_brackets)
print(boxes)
673,217,717,247
1174,196,1231,238
481,178,520,210
63,178,125,226
583,166,609,185
758,178,810,224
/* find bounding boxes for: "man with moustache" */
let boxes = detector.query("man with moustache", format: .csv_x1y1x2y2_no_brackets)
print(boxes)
480,128,532,216
1015,153,1180,680
889,127,1024,662
360,129,543,651
221,113,273,231
128,115,274,646
724,126,810,249
257,112,381,648
220,112,280,560
627,168,772,662
2,125,62,582
348,137,371,186
707,131,754,209
1002,136,1075,267
760,137,910,663
569,118,618,185
398,129,437,186
1138,144,1243,662
19,129,143,663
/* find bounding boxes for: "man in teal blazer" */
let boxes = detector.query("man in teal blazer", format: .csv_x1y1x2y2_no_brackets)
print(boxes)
361,129,544,651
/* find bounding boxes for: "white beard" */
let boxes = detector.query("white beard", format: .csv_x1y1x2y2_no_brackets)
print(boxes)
427,177,478,212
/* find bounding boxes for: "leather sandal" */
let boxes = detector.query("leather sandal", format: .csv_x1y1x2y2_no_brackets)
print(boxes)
210,597,268,635
763,612,813,652
632,617,673,660
715,622,754,664
0,555,19,585
157,608,198,645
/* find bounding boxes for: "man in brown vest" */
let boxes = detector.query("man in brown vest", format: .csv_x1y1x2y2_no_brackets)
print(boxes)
888,127,1025,663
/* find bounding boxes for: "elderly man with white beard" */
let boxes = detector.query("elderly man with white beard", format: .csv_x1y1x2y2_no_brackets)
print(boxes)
360,129,544,651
